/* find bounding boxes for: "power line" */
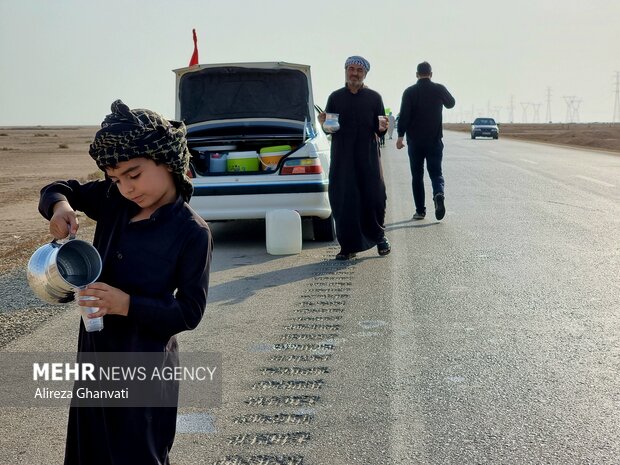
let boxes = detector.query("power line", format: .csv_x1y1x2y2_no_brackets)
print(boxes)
563,96,581,123
613,72,620,123
545,87,552,123
520,102,530,123
493,106,502,122
532,103,542,123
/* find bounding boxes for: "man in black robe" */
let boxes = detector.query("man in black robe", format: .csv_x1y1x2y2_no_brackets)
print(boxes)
319,56,390,260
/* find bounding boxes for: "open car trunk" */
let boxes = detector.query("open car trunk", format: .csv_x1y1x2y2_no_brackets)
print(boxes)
173,62,317,176
186,120,308,176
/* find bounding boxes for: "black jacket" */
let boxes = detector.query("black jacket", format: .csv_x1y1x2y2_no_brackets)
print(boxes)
397,78,455,142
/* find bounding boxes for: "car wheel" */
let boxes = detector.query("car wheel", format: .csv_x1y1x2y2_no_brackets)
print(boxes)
471,134,475,139
313,214,336,241
493,135,498,139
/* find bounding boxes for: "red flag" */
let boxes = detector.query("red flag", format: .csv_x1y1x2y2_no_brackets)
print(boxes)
189,29,199,66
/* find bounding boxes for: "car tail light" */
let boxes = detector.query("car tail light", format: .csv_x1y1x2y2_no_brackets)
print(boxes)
280,158,323,175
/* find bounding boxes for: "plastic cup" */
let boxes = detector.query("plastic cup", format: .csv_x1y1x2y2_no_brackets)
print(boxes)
76,294,104,332
378,115,388,130
322,113,340,133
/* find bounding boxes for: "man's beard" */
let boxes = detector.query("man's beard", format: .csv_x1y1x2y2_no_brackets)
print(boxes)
346,77,364,91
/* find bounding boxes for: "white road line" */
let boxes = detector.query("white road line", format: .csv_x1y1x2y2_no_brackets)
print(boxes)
573,175,615,187
520,159,538,165
488,150,499,154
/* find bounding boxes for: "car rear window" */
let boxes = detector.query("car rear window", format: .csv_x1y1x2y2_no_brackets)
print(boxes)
179,67,310,124
474,118,496,125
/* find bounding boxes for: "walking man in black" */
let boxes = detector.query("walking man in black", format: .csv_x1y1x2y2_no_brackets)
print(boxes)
396,61,455,220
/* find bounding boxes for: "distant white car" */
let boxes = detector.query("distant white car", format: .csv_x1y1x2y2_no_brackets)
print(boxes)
471,117,499,139
173,62,335,240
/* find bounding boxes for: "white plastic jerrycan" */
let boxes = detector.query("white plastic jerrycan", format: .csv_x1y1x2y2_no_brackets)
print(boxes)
265,209,302,255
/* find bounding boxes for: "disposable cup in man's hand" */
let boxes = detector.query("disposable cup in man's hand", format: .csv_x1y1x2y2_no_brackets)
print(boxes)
323,113,340,133
378,116,388,131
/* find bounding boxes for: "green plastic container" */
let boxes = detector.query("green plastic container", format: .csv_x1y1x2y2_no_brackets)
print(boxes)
259,145,292,154
227,151,259,172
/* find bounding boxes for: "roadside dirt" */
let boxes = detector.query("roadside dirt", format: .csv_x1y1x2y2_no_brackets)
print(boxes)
444,122,620,153
0,127,99,274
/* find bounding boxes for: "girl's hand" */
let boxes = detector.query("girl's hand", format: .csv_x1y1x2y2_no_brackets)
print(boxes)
49,201,79,239
78,283,130,318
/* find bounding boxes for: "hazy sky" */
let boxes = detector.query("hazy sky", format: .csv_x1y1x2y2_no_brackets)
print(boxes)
1,0,619,125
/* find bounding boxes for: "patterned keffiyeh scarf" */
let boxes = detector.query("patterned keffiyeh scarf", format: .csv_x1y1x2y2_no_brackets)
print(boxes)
344,55,370,73
89,99,193,201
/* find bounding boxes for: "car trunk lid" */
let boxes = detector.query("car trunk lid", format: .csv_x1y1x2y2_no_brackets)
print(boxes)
173,62,319,177
173,62,316,126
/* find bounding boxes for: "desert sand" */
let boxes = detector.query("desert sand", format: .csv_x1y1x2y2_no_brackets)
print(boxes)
0,127,100,273
444,122,620,153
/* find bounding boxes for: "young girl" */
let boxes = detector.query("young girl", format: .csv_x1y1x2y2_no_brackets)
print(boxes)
39,100,212,465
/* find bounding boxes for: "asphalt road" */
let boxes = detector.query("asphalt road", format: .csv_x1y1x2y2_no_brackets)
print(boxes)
1,131,618,464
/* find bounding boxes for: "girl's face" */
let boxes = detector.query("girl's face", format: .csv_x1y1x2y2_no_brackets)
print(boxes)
106,158,177,216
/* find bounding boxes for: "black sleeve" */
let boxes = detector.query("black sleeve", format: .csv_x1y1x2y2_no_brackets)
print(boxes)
397,88,414,137
325,93,335,113
440,85,456,109
376,94,387,135
38,179,112,221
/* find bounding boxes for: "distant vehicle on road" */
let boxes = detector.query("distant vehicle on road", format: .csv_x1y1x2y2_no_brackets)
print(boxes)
471,117,499,139
173,62,335,241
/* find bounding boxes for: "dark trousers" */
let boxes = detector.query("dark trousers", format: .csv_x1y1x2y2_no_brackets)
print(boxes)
406,139,445,214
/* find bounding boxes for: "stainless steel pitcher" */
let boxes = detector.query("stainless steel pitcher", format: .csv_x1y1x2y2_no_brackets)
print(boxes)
27,239,102,304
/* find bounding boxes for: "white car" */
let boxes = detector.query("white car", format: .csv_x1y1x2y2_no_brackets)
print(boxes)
471,117,499,139
173,62,335,241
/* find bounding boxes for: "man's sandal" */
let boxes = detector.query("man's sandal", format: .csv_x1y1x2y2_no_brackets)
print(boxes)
377,238,391,256
335,251,357,260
